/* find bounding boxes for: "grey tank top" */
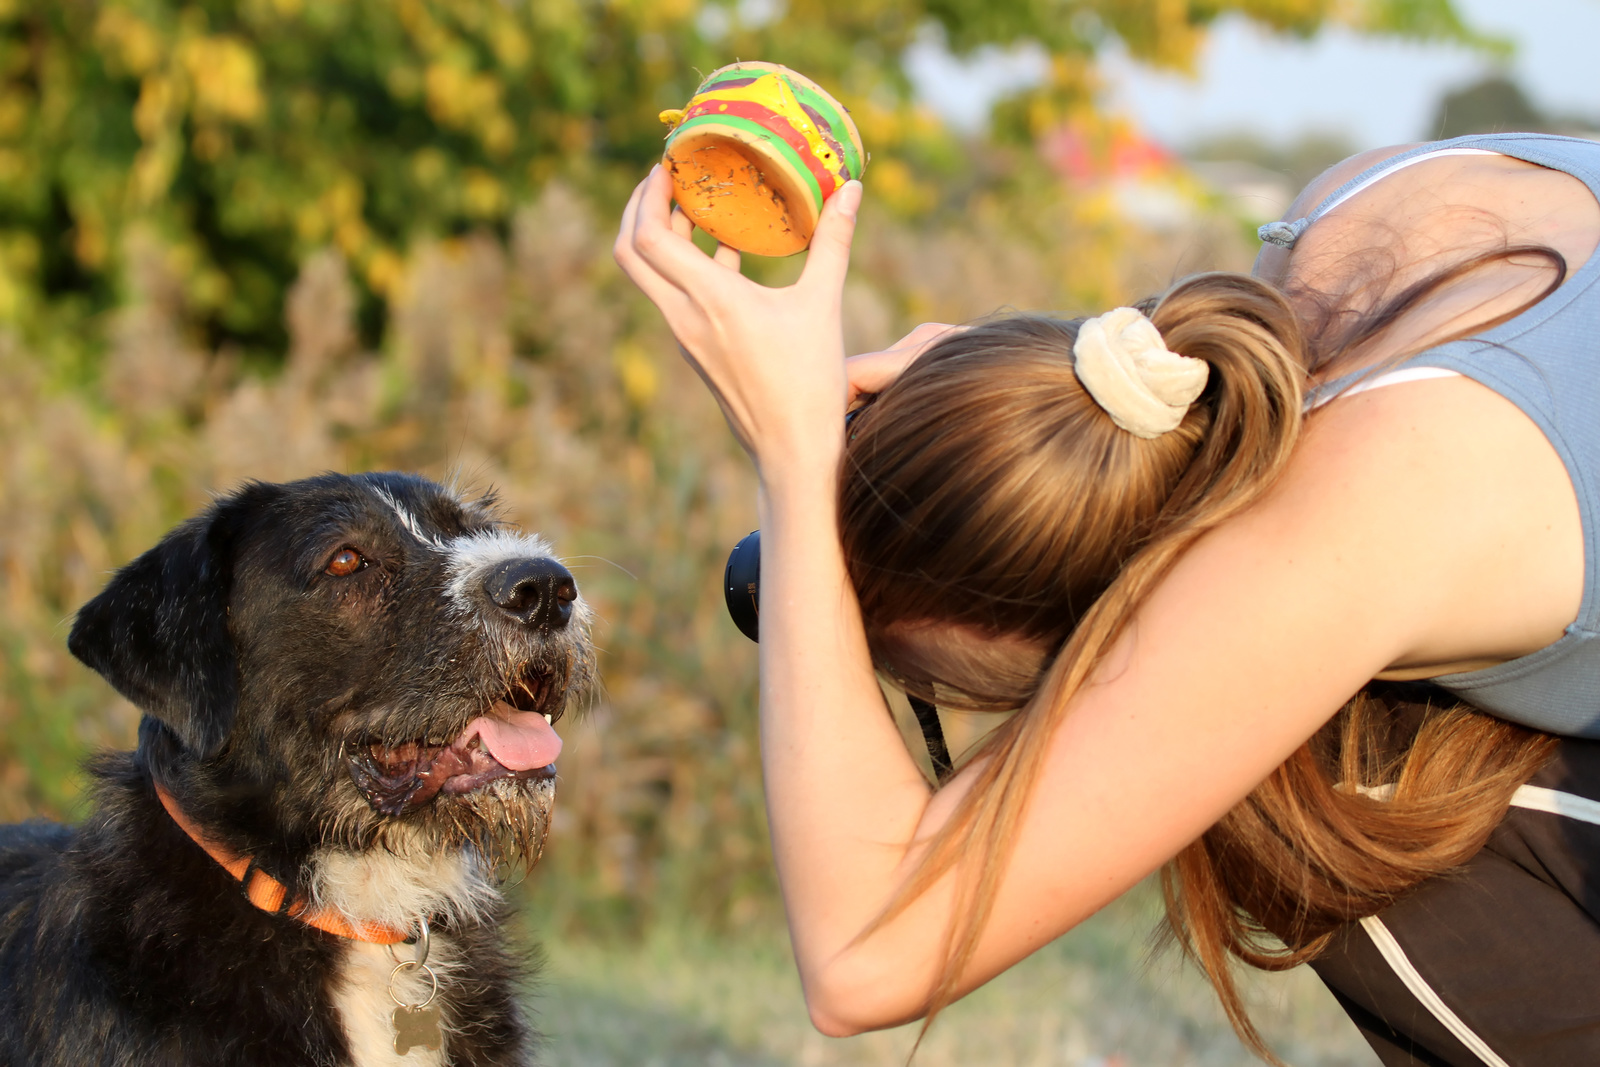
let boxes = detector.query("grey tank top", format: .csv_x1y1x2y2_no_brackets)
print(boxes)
1262,132,1600,738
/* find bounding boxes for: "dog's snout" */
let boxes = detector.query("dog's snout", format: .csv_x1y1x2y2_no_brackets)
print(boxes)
484,558,576,630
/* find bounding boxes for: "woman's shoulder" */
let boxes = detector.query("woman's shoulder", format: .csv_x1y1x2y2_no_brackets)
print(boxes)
1293,143,1428,220
1252,143,1424,284
1259,370,1583,677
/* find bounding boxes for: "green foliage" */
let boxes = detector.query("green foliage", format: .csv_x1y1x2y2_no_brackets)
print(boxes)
0,0,1490,366
1431,74,1554,140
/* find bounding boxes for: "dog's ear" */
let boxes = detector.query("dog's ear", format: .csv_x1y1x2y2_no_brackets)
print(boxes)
68,507,239,759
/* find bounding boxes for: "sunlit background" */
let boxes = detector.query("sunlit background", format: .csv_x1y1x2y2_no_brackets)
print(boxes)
0,1,1590,1063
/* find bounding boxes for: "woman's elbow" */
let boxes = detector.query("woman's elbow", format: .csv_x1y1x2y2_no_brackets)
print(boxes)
801,957,927,1037
806,1000,868,1039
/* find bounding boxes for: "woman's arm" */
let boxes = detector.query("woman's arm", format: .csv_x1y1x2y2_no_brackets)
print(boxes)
615,166,957,1022
786,375,1578,1034
616,170,1582,1035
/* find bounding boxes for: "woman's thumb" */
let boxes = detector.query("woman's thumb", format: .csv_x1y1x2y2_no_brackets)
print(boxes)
800,180,861,293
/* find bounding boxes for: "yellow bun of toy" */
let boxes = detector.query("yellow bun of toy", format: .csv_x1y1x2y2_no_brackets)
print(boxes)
660,62,866,257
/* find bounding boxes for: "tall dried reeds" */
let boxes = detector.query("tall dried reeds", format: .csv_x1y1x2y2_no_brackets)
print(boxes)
0,179,1252,931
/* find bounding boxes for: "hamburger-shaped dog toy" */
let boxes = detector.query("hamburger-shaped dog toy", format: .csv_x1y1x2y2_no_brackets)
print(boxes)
659,62,865,257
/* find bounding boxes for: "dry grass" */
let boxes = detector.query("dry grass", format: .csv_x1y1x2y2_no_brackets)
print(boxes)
521,880,1376,1067
0,178,1256,939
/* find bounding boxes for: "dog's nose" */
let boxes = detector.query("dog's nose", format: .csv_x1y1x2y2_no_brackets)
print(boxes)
483,558,577,630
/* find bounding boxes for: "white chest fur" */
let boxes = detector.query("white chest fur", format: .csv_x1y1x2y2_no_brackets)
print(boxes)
309,844,500,1067
334,940,452,1067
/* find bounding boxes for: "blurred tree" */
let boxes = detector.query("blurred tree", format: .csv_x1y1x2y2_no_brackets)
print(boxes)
0,0,1488,369
1431,74,1546,139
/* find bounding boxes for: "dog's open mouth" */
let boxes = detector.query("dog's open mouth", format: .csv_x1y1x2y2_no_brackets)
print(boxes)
348,672,566,816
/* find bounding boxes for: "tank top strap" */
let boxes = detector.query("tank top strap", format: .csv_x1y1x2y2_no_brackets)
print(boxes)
1259,141,1502,249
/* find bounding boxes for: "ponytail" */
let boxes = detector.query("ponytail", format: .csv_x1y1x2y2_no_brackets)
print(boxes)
1148,273,1306,531
845,272,1312,1029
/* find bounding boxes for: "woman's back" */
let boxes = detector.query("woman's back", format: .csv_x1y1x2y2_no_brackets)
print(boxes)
1280,135,1600,733
1252,136,1597,690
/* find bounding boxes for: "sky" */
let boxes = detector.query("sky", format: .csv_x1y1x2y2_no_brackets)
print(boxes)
906,0,1600,151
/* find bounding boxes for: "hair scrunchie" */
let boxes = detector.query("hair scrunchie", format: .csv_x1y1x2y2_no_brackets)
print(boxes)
1072,307,1209,439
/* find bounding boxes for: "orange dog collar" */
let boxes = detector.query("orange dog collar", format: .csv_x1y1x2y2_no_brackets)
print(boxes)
155,783,411,945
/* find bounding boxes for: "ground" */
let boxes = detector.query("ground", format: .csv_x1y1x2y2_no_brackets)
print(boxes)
526,882,1378,1067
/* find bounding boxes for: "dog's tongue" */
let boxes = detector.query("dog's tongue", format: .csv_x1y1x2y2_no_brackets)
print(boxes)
460,701,562,771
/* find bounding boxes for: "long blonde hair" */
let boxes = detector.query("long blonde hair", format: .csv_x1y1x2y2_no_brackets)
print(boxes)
837,271,1555,1060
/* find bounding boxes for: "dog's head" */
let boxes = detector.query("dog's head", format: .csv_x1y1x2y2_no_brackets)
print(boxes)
68,472,594,870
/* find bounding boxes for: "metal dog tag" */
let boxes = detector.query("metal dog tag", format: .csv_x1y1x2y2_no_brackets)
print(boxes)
392,1003,442,1055
389,919,441,1055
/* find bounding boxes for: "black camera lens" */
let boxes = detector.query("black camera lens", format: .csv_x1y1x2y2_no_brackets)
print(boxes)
723,530,761,642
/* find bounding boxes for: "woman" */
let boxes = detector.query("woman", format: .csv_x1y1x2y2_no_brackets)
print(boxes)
615,132,1600,1065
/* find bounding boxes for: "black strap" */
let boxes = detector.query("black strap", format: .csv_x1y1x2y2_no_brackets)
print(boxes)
908,695,953,784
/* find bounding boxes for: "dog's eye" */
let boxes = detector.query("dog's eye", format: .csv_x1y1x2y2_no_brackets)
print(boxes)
325,547,366,577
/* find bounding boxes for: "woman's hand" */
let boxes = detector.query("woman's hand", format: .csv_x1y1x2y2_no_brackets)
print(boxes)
614,165,863,479
846,322,962,403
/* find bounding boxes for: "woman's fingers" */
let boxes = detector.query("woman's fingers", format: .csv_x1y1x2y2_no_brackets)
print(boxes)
846,347,921,400
613,170,648,267
629,166,741,294
670,204,695,241
611,173,700,316
845,322,962,400
798,180,862,298
615,164,858,463
614,170,681,295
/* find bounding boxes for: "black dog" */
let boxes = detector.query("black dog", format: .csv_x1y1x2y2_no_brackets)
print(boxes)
0,472,594,1066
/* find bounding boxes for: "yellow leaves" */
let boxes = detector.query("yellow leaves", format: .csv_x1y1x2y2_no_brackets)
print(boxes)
364,247,405,299
611,0,695,31
410,147,449,189
849,97,904,150
613,340,660,409
386,64,423,103
130,134,181,207
73,210,108,270
483,113,516,157
423,60,496,125
191,126,229,163
0,92,28,140
0,231,39,321
396,0,450,58
297,176,370,256
1223,0,1336,34
133,75,174,141
866,157,933,215
179,35,264,124
335,217,370,258
486,17,533,72
461,169,507,217
1089,0,1207,71
557,116,591,155
424,59,517,156
120,30,261,203
94,7,164,77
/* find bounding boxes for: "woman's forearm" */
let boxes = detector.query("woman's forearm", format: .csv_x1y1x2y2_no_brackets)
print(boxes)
754,454,949,1029
614,171,977,1028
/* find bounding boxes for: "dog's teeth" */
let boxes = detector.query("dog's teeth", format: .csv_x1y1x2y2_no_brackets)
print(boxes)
543,713,553,725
